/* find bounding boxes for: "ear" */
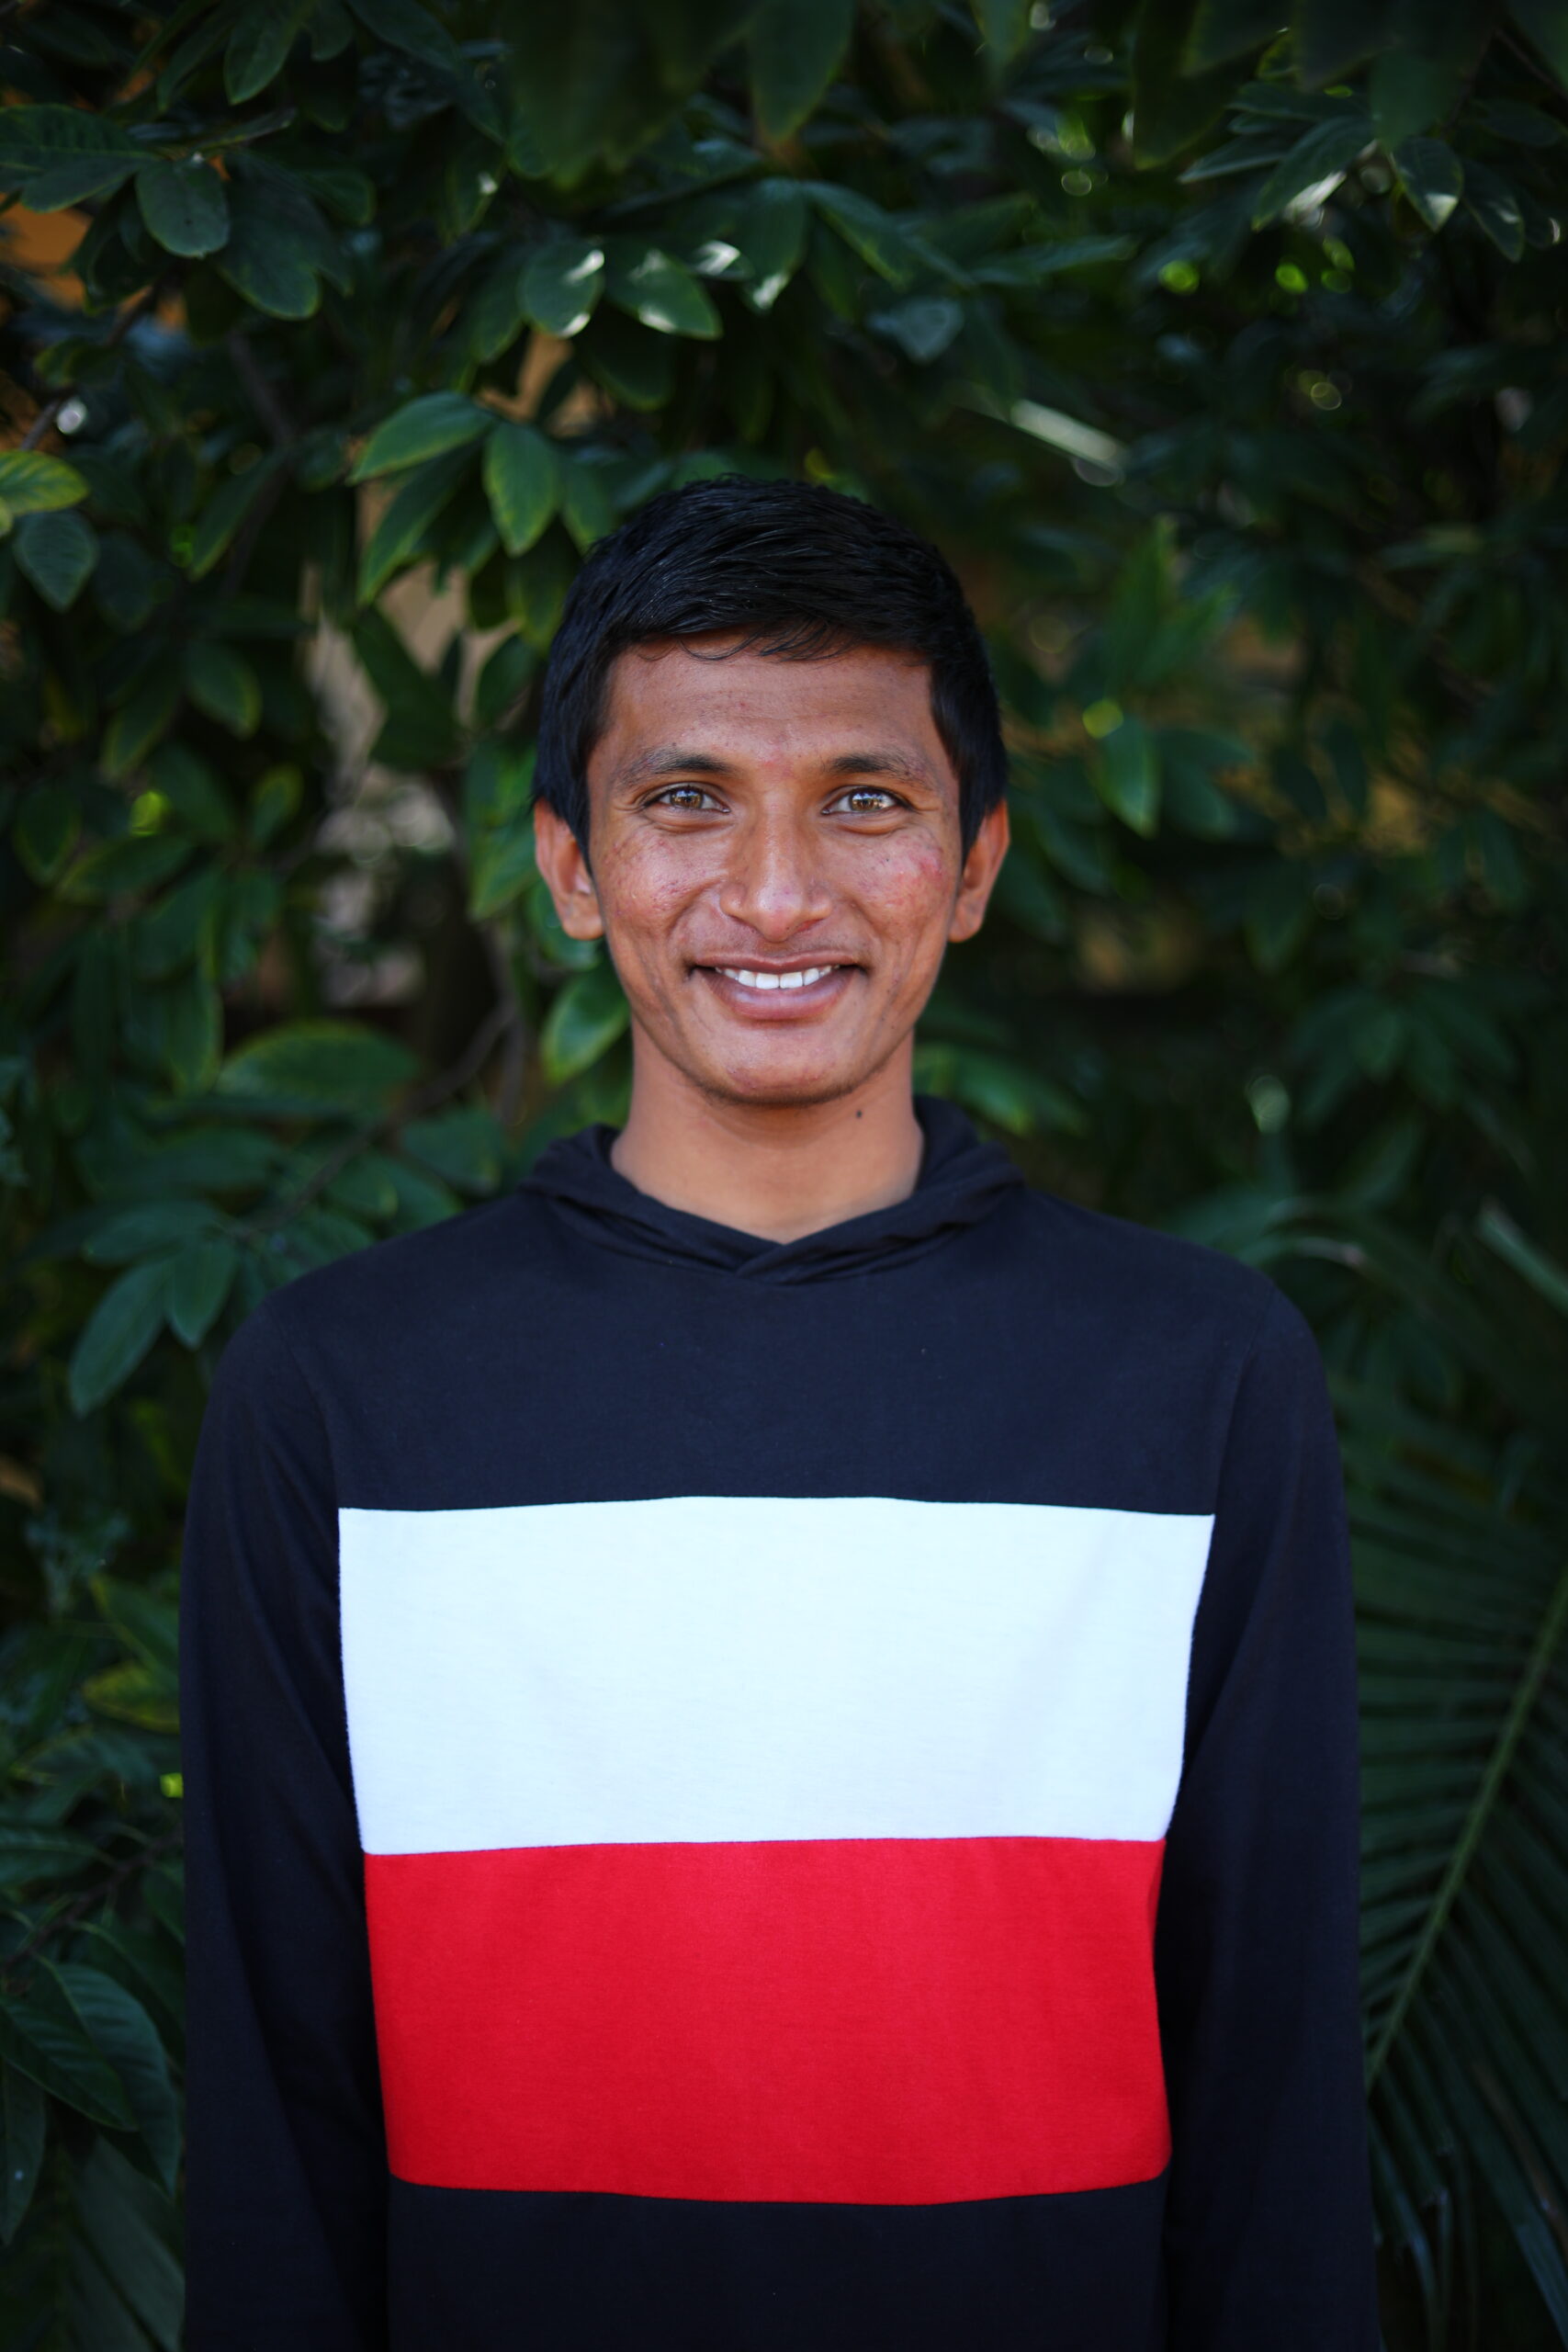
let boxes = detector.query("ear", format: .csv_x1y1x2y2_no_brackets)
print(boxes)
947,800,1009,944
534,800,604,940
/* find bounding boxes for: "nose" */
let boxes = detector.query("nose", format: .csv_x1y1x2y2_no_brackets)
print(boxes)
716,803,833,943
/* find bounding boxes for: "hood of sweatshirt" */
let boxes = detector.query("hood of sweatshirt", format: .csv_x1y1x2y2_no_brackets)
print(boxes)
522,1094,1024,1284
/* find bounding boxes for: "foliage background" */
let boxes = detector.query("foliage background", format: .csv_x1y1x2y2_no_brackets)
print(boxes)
2,0,1567,2342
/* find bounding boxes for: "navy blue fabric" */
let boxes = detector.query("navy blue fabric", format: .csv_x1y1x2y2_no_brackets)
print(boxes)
180,1101,1378,2348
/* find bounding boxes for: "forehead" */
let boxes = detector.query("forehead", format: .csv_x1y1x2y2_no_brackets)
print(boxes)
591,635,950,780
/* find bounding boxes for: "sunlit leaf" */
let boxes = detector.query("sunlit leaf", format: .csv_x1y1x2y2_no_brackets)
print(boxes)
522,239,605,337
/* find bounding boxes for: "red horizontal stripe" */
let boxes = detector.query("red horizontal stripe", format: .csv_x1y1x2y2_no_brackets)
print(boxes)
366,1835,1168,2206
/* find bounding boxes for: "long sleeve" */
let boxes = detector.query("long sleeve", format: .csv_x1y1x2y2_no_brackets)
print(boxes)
180,1300,388,2350
1156,1285,1379,2347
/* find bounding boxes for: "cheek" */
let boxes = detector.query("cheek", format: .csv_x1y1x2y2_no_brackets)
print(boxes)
594,839,709,944
851,839,957,935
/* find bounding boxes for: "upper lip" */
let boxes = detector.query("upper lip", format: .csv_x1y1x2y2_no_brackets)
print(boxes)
697,956,856,974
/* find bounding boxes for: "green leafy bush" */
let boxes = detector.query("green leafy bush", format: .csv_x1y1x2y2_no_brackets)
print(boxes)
2,2,1566,2341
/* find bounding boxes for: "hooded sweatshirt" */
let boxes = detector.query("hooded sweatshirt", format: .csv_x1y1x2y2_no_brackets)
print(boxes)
180,1099,1378,2351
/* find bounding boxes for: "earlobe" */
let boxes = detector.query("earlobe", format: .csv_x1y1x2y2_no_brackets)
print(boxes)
533,800,605,941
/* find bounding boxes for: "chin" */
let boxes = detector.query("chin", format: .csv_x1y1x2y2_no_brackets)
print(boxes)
694,1052,875,1111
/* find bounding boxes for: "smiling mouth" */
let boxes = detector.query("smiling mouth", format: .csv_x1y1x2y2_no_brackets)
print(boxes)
727,965,838,992
695,960,858,1009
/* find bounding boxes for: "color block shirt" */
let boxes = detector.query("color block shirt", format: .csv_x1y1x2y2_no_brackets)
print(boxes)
180,1101,1379,2349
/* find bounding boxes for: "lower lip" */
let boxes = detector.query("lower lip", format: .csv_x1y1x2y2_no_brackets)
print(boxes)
697,967,857,1018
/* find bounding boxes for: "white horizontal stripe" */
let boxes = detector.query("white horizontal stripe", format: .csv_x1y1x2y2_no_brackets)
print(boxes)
340,1496,1212,1856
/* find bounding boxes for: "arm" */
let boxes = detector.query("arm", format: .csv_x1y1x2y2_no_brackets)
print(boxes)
1156,1285,1379,2348
180,1301,388,2350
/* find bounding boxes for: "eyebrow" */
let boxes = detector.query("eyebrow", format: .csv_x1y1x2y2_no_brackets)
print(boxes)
609,745,938,790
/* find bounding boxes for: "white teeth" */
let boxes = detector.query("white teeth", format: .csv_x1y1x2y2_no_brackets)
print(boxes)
728,959,841,988
727,965,839,991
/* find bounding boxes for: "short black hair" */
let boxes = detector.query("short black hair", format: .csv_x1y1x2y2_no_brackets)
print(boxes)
533,475,1006,850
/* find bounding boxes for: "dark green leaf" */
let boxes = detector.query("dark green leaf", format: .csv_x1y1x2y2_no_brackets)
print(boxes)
1245,864,1314,972
0,104,138,186
15,781,78,881
1462,160,1526,261
867,296,964,362
472,634,536,729
1092,716,1161,833
100,665,184,779
74,2139,184,2345
146,744,234,842
218,198,321,318
218,1019,418,1109
67,1260,169,1414
1131,0,1235,167
1392,137,1464,232
750,0,854,141
136,159,231,256
1183,0,1288,72
19,153,140,209
249,761,302,848
356,445,474,603
58,1968,180,2193
400,1107,503,1193
558,458,616,552
579,309,675,409
224,0,312,101
353,609,459,765
0,1962,136,2128
83,1201,212,1265
14,508,98,611
188,455,284,580
1251,116,1371,227
1475,1202,1568,1317
735,180,809,311
481,423,558,556
164,1238,241,1345
93,531,165,632
541,960,628,1081
1294,0,1393,85
1368,46,1465,148
465,254,530,362
349,392,491,483
971,236,1136,284
185,640,262,736
522,239,605,338
605,246,721,339
469,820,537,919
807,184,917,285
347,0,465,77
0,1826,97,1891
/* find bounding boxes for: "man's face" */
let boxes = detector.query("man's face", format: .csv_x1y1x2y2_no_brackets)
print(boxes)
534,634,1008,1111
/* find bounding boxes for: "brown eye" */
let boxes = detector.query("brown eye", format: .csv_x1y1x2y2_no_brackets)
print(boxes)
656,785,717,810
835,787,897,814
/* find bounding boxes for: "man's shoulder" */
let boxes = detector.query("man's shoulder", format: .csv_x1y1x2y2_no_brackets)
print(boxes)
1003,1182,1285,1354
237,1185,557,1369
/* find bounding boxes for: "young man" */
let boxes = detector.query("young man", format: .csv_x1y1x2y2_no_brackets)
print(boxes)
182,478,1378,2349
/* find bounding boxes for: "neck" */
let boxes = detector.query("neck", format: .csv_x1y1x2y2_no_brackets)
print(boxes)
610,1040,925,1243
